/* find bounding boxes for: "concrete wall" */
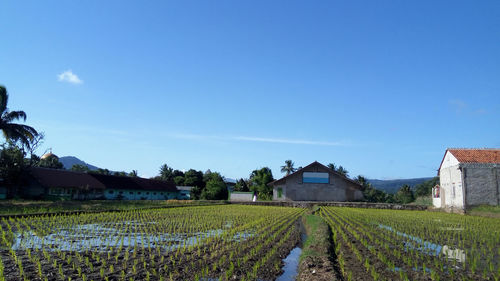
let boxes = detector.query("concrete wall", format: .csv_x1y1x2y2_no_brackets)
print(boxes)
230,192,254,202
272,166,363,201
464,165,500,206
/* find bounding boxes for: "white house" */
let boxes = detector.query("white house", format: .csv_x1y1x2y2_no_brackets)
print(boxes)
434,148,500,210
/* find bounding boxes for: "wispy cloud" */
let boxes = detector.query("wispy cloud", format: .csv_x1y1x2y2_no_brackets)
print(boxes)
57,70,83,84
168,133,344,146
448,99,467,113
233,136,342,146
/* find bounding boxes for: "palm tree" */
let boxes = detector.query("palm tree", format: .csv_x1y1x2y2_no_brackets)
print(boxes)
327,163,336,171
0,85,38,148
336,165,349,178
280,160,296,176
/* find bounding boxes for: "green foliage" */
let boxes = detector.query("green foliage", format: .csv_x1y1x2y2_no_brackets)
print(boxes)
394,184,415,204
328,162,349,177
201,173,228,200
183,169,204,187
173,176,185,186
280,160,296,176
0,85,39,149
414,177,439,197
158,164,173,181
233,178,249,192
0,144,25,190
249,167,274,200
90,168,112,175
71,164,90,172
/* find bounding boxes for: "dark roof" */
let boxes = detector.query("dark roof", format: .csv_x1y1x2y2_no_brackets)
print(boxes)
89,173,177,192
29,167,106,189
269,161,363,189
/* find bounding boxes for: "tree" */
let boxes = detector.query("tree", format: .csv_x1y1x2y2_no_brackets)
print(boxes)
249,167,274,200
71,164,90,172
129,170,138,177
280,160,296,176
0,143,25,198
233,178,249,192
354,175,369,191
159,164,173,181
26,132,44,166
184,169,204,187
0,85,38,149
114,171,128,177
336,165,349,178
394,184,415,204
201,173,228,200
327,163,336,171
91,168,111,175
414,177,439,197
174,176,185,186
38,154,63,169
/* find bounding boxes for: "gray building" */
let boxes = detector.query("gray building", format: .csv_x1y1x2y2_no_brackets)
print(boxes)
434,148,500,210
270,161,364,201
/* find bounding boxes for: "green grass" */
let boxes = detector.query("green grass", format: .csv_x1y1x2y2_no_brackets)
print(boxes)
300,214,331,261
467,205,500,218
0,199,217,215
410,196,433,206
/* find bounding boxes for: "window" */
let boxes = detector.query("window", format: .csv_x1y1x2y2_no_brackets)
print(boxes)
146,192,150,195
303,172,329,184
108,190,114,194
119,191,123,194
130,192,133,195
153,192,156,195
277,188,283,198
138,192,141,195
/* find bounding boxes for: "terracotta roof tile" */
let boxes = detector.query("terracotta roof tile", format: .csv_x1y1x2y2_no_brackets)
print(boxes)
448,148,500,164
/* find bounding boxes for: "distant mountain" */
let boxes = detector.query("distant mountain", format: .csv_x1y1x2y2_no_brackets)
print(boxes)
367,177,433,194
59,156,99,171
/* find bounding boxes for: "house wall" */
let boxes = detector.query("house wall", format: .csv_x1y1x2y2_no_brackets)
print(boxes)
104,189,177,200
464,166,500,206
439,164,464,209
272,168,363,201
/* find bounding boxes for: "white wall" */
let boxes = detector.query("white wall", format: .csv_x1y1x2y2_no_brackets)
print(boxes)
438,152,464,209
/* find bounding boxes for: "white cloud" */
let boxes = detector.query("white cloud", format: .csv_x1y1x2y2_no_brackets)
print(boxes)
57,70,83,84
168,133,344,146
448,99,467,113
233,136,343,146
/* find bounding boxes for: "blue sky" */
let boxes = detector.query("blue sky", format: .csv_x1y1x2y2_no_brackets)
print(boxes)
1,1,499,180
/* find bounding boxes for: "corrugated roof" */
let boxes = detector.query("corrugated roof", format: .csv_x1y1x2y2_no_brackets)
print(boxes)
89,173,177,192
448,148,500,164
29,167,106,189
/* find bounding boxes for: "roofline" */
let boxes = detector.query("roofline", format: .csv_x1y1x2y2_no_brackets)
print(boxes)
268,161,363,189
438,148,500,175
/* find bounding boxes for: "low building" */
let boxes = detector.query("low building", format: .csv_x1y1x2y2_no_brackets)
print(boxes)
269,161,364,201
92,174,178,200
176,186,193,199
26,167,106,200
434,148,500,210
229,191,254,202
22,167,180,200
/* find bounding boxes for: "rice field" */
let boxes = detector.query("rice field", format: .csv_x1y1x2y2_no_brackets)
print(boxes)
0,205,303,281
320,207,500,281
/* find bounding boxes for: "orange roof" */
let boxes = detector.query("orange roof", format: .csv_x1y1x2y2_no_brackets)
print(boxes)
448,148,500,163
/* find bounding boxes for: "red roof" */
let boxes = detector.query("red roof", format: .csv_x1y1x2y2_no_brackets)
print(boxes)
448,148,500,164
